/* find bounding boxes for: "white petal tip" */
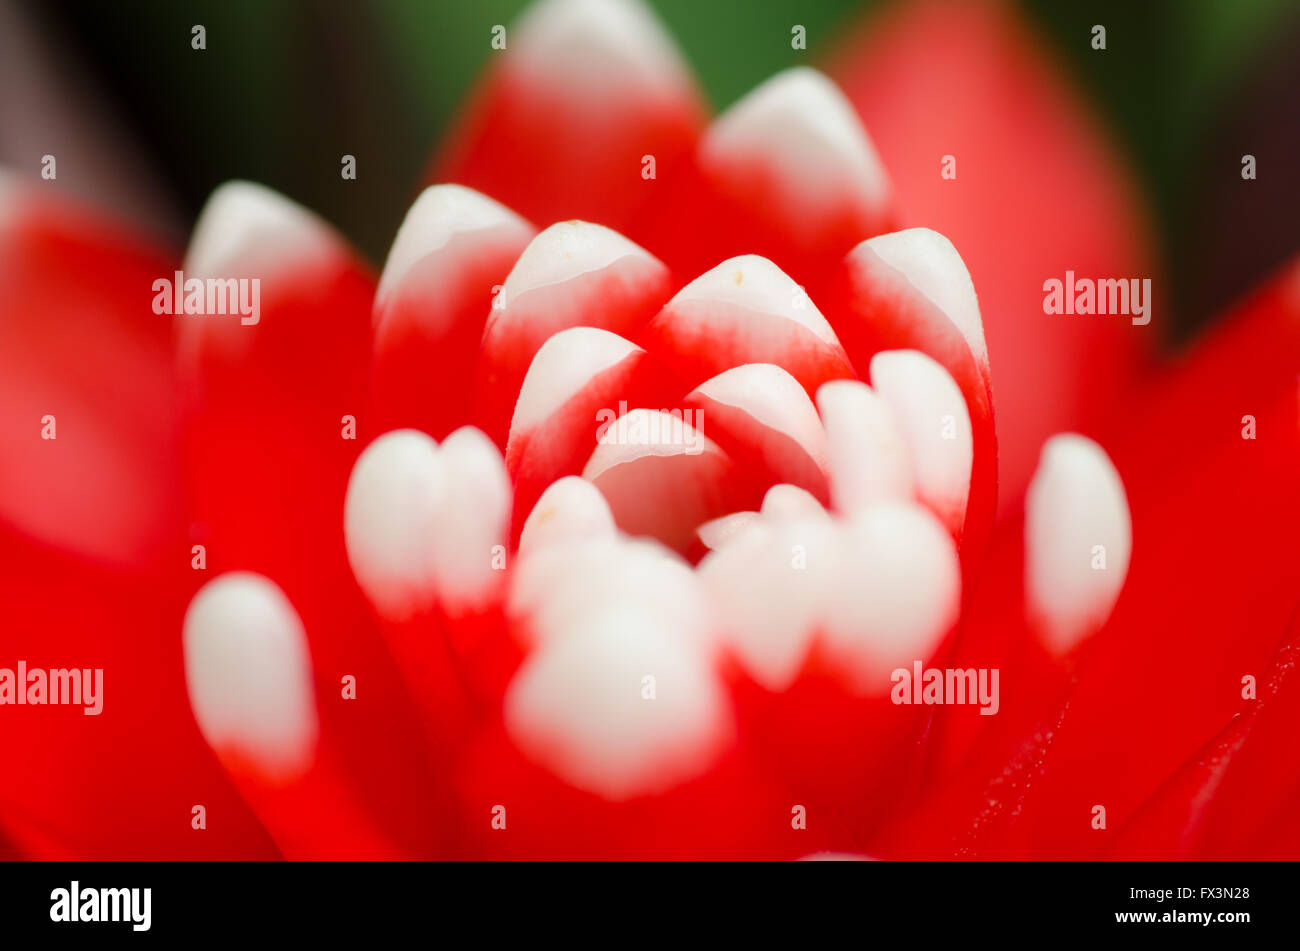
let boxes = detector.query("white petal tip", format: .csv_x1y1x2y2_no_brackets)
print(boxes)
511,326,642,437
504,220,660,299
816,379,914,514
182,572,318,780
671,255,838,346
869,349,972,533
512,0,692,100
519,476,616,552
1025,434,1132,655
504,597,727,800
343,429,443,622
377,184,530,305
862,228,987,370
703,67,891,215
185,180,332,278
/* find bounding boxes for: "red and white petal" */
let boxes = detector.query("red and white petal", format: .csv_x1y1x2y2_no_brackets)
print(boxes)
823,502,962,694
343,429,443,622
849,228,988,375
430,0,705,243
179,180,374,377
505,327,659,530
684,363,831,504
869,349,972,536
510,535,710,654
344,426,510,620
504,561,728,801
582,408,742,553
682,67,894,284
432,427,513,617
0,179,275,859
831,0,1152,504
184,572,320,781
183,573,403,858
178,184,436,839
816,379,913,515
371,184,535,440
642,255,855,398
1024,434,1131,657
478,221,673,447
698,516,839,692
825,229,996,557
517,475,616,554
177,179,375,585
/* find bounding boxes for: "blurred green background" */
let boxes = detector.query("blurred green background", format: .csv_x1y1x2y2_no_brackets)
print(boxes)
13,0,1300,340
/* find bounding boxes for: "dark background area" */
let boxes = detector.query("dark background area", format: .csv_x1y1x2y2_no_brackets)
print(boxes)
6,0,1299,342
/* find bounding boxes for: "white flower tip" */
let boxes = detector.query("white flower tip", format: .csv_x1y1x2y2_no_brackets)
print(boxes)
513,0,693,101
504,599,728,800
503,220,660,300
584,408,721,474
869,349,972,533
815,379,914,514
185,180,333,279
510,326,642,438
433,427,512,612
671,255,839,346
862,228,987,370
182,572,319,781
823,502,961,694
698,515,838,692
1025,434,1132,656
343,429,443,622
703,67,891,215
376,184,530,306
692,362,830,471
518,476,615,552
700,502,959,696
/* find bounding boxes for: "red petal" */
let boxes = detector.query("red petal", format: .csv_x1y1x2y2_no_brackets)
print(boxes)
429,0,705,240
371,186,535,441
640,256,856,401
506,327,665,538
820,231,995,569
178,183,441,856
0,177,178,567
683,363,831,505
657,68,896,287
582,409,747,553
0,180,273,857
475,220,674,448
831,0,1153,505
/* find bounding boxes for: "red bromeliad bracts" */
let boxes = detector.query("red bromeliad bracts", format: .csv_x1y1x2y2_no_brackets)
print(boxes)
1,0,1297,860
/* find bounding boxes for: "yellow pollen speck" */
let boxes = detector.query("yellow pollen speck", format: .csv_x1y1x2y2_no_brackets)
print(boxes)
733,270,744,285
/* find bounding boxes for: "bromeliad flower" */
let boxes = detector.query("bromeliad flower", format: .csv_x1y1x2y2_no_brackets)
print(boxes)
1,0,1297,860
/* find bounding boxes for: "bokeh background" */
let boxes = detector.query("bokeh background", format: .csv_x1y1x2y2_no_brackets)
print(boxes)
3,0,1297,342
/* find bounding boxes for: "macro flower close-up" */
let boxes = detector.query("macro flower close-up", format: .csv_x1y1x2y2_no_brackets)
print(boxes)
1,0,1298,872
